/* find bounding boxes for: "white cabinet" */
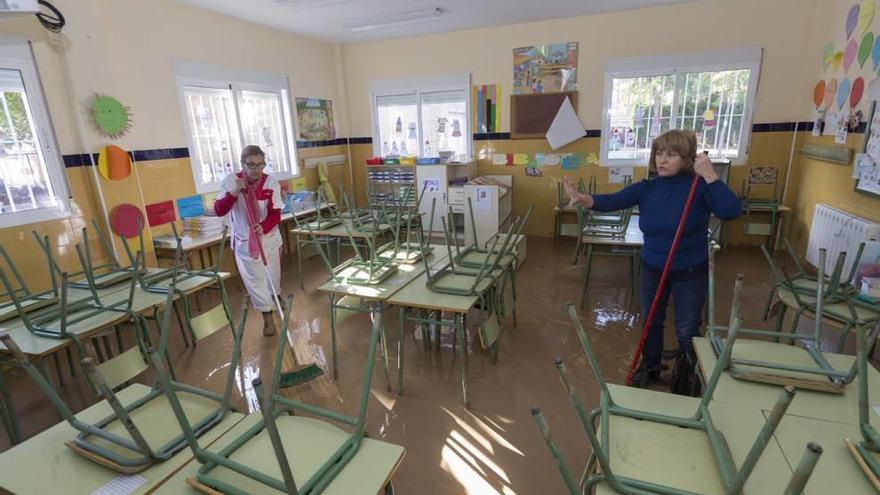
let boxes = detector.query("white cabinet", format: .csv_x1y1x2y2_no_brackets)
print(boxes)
463,175,512,246
416,163,476,234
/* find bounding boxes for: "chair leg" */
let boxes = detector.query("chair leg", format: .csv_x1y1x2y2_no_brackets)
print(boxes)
64,346,76,378
580,244,594,309
173,302,190,348
51,352,64,387
297,240,305,290
397,307,406,395
837,323,855,354
0,366,21,444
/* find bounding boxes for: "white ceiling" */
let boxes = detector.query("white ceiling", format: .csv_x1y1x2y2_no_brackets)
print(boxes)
178,0,694,43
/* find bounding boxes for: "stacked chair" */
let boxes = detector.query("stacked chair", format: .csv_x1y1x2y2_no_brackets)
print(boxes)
291,188,343,288
846,320,880,488
150,295,406,494
531,293,823,494
572,176,634,265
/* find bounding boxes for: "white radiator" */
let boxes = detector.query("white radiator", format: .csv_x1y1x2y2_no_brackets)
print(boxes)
806,204,880,279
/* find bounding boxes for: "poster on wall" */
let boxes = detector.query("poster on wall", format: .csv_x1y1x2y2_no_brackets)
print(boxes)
294,98,336,141
473,84,502,133
512,42,578,94
609,166,633,184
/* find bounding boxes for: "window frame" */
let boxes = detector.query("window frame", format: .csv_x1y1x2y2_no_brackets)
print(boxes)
0,36,69,228
369,73,472,161
601,48,762,166
174,59,298,194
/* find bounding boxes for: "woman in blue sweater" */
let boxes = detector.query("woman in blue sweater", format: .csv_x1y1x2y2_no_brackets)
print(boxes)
563,129,742,386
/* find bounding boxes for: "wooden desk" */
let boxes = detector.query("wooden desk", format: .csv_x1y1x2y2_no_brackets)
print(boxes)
152,414,405,495
693,337,880,426
579,215,643,308
769,413,876,494
317,247,444,389
0,383,245,494
593,384,794,494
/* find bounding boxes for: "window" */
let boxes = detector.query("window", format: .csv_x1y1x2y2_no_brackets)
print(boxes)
370,73,471,161
174,60,297,193
601,48,761,165
0,37,68,228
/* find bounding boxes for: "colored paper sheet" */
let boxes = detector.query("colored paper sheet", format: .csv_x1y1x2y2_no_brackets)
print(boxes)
176,194,205,219
505,153,514,166
544,154,561,166
472,84,502,133
513,153,529,165
202,192,218,212
291,177,308,191
513,42,578,94
609,166,633,184
534,153,546,167
524,166,543,177
546,97,585,150
492,153,508,165
145,200,176,227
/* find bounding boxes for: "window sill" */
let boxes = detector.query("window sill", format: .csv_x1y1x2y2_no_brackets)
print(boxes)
0,205,69,229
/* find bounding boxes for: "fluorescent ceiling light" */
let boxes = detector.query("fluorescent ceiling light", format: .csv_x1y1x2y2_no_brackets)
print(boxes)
344,7,443,32
272,0,355,9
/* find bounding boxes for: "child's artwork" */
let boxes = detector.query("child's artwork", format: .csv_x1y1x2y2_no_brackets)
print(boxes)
295,98,336,141
513,42,578,94
473,84,502,133
525,166,543,177
748,167,779,185
176,194,205,219
609,166,633,184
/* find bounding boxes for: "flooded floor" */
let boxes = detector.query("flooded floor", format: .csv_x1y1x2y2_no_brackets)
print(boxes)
0,237,865,493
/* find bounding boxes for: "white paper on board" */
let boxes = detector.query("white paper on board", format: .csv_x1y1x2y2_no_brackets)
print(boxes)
854,153,874,179
91,475,147,495
474,186,492,211
546,97,585,150
609,166,634,184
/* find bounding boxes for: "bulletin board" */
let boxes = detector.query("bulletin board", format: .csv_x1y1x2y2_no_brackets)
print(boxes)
510,91,578,139
857,100,880,198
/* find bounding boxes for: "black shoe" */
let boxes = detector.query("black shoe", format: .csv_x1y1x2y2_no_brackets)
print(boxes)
630,365,664,388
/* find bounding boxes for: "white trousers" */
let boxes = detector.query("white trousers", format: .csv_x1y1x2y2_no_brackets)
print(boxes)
233,229,283,313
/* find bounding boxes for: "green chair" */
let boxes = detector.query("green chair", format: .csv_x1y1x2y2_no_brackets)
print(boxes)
711,248,867,393
846,319,880,487
531,302,822,495
51,219,141,289
572,176,634,265
0,278,246,474
377,186,432,265
0,243,58,322
151,294,406,494
292,188,342,289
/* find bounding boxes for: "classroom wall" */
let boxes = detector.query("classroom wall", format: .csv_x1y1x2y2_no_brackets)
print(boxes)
787,0,880,255
339,0,823,238
0,0,351,290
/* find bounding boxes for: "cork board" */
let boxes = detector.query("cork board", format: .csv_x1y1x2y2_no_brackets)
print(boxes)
510,91,578,139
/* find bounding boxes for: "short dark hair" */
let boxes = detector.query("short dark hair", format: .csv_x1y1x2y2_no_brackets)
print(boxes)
240,145,265,165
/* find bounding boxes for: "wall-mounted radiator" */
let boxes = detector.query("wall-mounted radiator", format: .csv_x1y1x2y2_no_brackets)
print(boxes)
806,204,880,279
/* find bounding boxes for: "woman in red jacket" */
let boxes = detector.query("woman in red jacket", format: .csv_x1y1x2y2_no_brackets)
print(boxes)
214,145,283,336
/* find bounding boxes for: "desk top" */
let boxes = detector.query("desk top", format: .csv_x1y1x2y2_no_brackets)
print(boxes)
290,219,392,239
154,203,335,250
0,383,245,495
694,337,880,426
317,247,445,301
152,414,405,495
769,412,875,494
594,384,792,494
580,215,643,247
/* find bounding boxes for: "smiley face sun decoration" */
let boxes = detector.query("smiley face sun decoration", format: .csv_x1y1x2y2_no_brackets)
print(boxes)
91,94,132,139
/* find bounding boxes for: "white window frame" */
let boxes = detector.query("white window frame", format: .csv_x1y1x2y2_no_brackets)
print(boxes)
601,48,762,166
174,59,298,194
0,36,69,228
369,72,472,161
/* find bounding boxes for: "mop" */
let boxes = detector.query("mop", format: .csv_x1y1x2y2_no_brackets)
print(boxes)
624,170,702,387
239,183,324,388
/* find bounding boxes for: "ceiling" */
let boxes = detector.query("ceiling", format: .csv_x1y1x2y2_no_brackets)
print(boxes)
178,0,694,43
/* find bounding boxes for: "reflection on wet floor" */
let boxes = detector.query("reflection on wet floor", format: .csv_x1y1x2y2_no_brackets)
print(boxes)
0,237,871,493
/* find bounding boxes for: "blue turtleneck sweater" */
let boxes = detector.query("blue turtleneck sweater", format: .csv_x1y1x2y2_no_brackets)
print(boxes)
591,173,742,271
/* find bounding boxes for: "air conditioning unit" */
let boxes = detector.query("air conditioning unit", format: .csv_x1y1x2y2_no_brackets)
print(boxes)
0,0,39,16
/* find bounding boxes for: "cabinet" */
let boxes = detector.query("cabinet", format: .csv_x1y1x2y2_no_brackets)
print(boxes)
366,165,416,208
416,162,476,235
463,175,513,245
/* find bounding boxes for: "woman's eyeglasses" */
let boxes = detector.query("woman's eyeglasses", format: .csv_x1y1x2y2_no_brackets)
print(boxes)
244,161,266,169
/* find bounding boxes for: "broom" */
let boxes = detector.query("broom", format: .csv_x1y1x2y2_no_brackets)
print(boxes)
239,182,324,388
624,167,703,386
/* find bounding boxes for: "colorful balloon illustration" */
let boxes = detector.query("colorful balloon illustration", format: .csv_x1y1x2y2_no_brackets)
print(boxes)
814,80,826,108
831,52,844,72
847,3,860,39
874,35,880,69
837,77,852,109
851,76,865,108
823,42,835,72
858,0,875,36
859,32,874,67
845,39,858,71
825,78,838,110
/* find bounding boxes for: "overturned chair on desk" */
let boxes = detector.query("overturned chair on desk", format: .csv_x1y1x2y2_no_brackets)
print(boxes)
762,241,880,355
846,319,880,489
531,299,823,495
55,219,143,290
291,188,343,288
0,273,247,473
708,247,873,393
572,176,634,265
151,294,405,494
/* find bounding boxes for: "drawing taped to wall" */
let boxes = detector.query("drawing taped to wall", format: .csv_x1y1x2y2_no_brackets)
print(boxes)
512,42,578,94
295,97,336,141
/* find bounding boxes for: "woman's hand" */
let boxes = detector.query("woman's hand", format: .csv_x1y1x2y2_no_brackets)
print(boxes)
561,176,594,208
694,153,719,184
253,224,264,237
230,177,246,196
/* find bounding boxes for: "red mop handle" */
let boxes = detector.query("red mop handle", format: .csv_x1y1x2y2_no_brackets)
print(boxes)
239,187,269,266
625,173,701,385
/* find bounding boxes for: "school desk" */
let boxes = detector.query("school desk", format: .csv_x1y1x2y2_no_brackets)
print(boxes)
592,384,793,494
579,214,643,308
0,383,245,494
